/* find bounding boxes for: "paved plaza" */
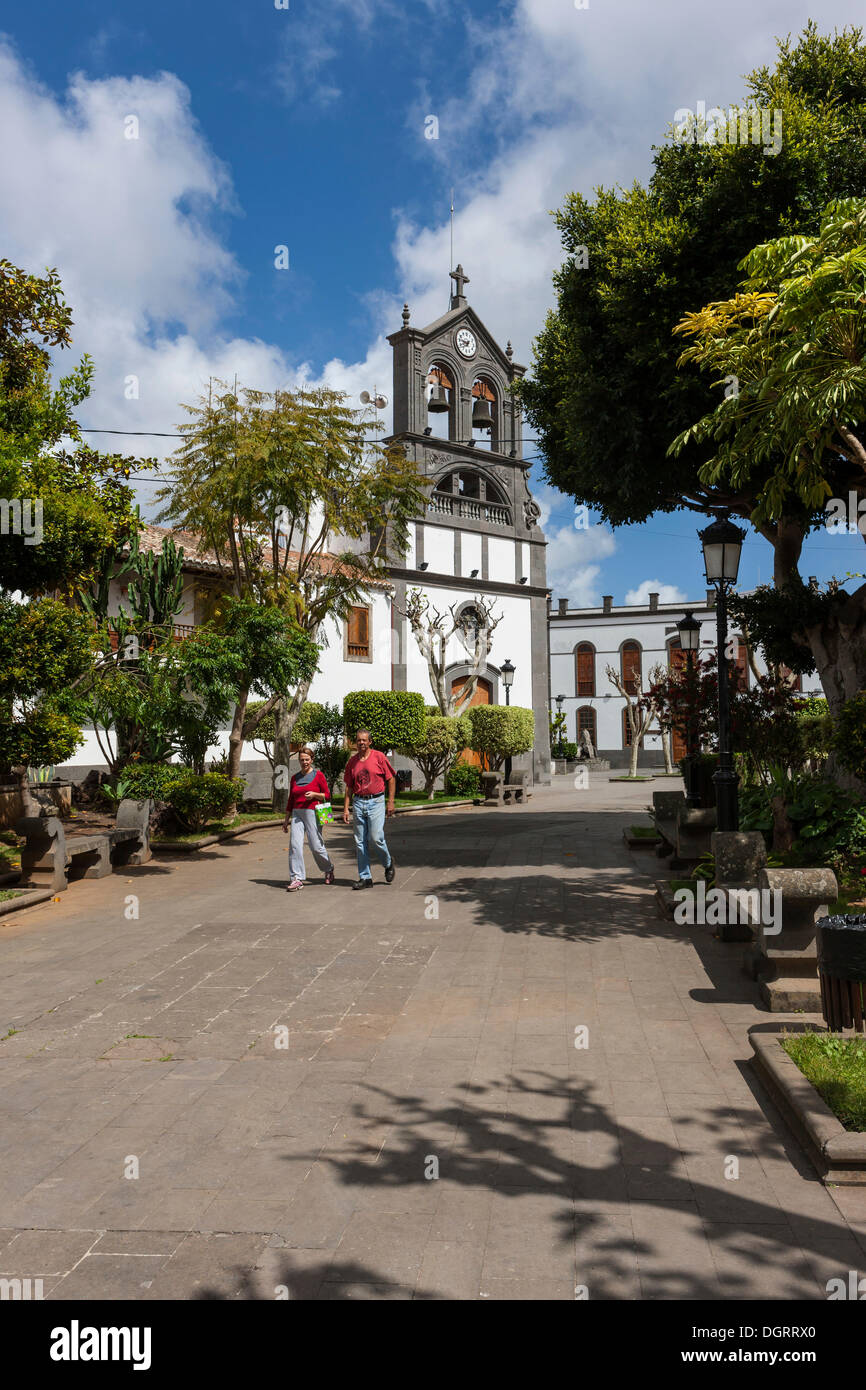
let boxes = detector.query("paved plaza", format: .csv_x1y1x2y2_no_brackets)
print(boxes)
2,775,866,1300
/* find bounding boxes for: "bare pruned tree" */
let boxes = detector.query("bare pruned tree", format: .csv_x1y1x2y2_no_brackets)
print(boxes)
606,662,659,778
401,588,503,714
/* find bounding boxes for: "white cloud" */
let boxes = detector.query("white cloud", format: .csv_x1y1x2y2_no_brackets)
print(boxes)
625,579,688,606
545,521,617,607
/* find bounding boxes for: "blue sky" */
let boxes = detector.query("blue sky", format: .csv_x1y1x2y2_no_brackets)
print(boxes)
2,0,864,606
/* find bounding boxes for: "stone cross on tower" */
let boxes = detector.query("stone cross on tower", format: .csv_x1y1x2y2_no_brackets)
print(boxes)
449,264,470,309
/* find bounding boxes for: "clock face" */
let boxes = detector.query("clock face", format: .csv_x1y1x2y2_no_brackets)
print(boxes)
455,328,477,358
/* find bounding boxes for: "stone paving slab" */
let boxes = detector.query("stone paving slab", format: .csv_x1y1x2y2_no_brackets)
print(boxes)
2,775,866,1299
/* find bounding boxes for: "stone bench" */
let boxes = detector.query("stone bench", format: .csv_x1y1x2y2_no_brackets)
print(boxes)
17,798,151,893
676,806,717,862
480,772,531,805
744,866,838,1012
651,790,686,856
711,830,768,943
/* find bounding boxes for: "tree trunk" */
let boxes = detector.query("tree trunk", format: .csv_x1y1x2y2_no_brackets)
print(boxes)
272,677,314,813
804,583,866,717
661,727,674,774
628,716,640,779
224,686,249,819
14,767,38,818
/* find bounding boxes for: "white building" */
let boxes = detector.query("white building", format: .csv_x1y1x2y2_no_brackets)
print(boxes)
61,267,552,788
548,589,823,768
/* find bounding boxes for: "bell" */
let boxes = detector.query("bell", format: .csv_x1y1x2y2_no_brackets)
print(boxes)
427,385,450,413
472,396,494,431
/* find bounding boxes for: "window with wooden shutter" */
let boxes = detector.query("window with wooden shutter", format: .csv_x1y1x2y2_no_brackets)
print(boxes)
575,643,595,697
733,639,749,691
621,641,641,696
346,605,370,659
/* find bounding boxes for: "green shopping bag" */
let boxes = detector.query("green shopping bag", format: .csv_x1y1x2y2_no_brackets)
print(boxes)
315,800,333,827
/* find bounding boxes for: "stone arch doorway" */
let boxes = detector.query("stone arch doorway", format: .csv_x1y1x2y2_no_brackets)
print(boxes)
451,674,491,768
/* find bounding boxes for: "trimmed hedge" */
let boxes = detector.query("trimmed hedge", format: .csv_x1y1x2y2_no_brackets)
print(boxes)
468,705,535,771
343,690,426,751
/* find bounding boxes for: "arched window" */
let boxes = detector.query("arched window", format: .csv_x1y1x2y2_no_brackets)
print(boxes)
623,708,643,748
575,642,595,698
430,469,511,525
577,706,596,752
471,377,497,451
426,363,455,440
621,640,642,695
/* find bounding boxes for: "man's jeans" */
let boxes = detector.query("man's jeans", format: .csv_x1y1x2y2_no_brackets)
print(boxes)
353,795,392,881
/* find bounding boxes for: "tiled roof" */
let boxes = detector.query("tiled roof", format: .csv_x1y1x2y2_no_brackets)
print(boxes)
134,523,394,589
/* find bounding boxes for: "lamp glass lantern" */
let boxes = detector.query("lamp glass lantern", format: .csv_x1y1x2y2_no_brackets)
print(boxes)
698,516,745,586
676,611,701,652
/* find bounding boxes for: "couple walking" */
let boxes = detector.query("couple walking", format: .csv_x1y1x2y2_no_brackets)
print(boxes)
282,730,396,891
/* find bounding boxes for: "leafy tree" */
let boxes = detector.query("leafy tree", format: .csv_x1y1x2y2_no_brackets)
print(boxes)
670,198,866,708
0,596,92,812
399,713,471,798
0,259,147,798
520,24,866,708
156,380,428,802
467,705,534,773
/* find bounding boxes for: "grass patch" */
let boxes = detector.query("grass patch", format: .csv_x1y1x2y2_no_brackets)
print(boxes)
781,1031,866,1132
629,825,659,839
394,792,471,809
670,879,698,895
609,775,654,782
0,836,21,874
0,888,23,902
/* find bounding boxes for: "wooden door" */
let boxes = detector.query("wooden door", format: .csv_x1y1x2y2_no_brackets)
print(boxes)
452,676,491,768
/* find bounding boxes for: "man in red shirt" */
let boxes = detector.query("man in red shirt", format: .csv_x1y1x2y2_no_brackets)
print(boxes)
342,728,396,890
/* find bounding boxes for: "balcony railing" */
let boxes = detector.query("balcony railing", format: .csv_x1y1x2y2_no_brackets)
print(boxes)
428,493,510,527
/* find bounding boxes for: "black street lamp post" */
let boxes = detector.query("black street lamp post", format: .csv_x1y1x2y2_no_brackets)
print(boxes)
676,610,701,809
698,515,746,832
501,659,515,783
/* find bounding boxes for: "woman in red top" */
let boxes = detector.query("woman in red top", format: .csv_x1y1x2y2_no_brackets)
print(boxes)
282,747,335,891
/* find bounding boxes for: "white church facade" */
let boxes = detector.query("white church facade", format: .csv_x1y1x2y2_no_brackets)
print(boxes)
61,268,553,788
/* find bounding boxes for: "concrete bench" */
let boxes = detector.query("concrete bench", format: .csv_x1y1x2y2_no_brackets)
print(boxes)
17,798,151,892
676,806,717,862
651,790,686,855
480,772,531,805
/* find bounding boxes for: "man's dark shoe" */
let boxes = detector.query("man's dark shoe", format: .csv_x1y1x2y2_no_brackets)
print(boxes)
353,878,373,890
385,859,396,884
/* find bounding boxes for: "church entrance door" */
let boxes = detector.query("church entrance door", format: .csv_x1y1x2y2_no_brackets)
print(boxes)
451,676,491,768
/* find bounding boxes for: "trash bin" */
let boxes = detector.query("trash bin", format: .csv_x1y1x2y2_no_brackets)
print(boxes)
816,914,866,1031
396,770,412,794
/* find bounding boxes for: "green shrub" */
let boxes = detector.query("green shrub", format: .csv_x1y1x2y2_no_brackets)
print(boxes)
445,758,482,798
163,772,245,832
117,763,244,831
118,762,180,801
561,741,579,761
468,705,534,771
343,690,425,751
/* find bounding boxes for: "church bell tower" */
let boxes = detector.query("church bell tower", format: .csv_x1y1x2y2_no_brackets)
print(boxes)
383,269,551,785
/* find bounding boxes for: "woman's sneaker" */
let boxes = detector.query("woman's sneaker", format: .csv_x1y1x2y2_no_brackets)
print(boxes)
287,878,304,892
324,868,335,885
